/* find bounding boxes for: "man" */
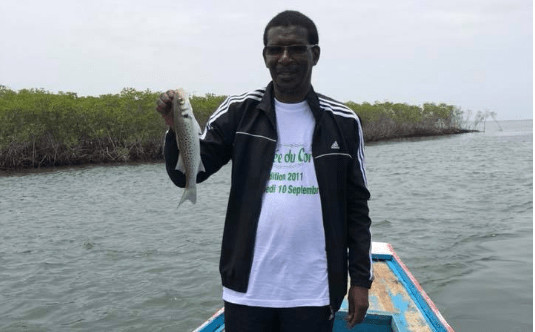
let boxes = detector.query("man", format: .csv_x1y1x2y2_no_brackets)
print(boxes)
157,10,372,331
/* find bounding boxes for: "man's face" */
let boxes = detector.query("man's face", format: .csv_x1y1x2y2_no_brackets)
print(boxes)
263,25,320,102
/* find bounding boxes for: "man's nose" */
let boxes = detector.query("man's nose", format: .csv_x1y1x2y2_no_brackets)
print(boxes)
278,48,292,63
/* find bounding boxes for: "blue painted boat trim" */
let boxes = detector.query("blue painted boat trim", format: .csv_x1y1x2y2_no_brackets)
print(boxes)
195,311,224,332
371,253,393,261
334,311,395,332
372,253,449,332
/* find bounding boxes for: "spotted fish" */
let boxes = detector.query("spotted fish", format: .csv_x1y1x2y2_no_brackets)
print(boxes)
171,88,205,206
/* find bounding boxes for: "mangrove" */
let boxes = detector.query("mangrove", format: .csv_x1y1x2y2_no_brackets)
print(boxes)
0,86,475,170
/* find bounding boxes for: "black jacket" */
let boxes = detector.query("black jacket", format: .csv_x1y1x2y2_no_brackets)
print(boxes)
165,82,372,311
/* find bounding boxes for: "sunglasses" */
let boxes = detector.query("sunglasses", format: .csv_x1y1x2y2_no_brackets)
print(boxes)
264,44,318,57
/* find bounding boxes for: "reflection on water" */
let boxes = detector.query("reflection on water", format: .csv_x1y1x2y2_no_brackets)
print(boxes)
0,120,532,331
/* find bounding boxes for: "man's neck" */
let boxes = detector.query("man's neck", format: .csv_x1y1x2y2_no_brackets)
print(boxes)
273,85,311,103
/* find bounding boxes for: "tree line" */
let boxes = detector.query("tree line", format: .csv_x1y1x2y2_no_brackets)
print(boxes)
0,86,474,169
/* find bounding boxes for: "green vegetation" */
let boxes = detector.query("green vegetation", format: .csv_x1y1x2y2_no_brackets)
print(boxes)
0,86,472,169
346,101,467,142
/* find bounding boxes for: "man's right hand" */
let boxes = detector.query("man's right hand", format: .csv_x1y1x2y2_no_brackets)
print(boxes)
156,90,176,127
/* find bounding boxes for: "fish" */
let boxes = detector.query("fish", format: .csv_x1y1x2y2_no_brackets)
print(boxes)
171,88,205,206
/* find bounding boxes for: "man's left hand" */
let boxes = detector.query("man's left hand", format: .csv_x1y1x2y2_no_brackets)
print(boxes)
345,285,369,328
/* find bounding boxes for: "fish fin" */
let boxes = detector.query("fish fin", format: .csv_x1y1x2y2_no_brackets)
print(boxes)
178,187,197,207
194,118,203,136
175,154,186,173
197,159,206,173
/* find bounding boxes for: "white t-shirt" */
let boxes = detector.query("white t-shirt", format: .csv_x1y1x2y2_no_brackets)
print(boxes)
223,99,329,307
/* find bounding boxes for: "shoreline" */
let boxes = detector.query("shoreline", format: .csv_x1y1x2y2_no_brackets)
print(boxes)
0,87,483,172
0,130,477,175
366,128,476,143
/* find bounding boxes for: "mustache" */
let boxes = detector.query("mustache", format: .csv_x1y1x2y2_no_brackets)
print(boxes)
276,66,299,74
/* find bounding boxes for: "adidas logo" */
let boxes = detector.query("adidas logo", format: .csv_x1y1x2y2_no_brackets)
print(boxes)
330,141,340,149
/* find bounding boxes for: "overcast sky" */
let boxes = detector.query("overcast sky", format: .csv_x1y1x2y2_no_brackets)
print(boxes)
1,0,532,120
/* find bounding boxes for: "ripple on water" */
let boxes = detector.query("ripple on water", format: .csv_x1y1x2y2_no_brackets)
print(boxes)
0,121,532,331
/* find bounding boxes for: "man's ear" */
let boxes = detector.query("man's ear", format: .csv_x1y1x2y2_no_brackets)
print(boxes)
312,46,320,66
262,49,269,67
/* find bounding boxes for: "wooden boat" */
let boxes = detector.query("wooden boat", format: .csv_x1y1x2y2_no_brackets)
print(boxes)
194,242,454,332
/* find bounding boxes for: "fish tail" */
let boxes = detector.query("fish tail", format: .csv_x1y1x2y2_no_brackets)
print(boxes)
178,186,197,207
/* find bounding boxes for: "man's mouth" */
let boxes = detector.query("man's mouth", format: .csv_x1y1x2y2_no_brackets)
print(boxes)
277,70,298,79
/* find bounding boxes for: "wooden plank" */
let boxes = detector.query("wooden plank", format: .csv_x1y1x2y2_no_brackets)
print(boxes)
369,261,432,331
385,246,454,332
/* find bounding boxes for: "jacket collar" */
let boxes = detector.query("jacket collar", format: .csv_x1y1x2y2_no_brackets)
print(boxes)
257,82,324,126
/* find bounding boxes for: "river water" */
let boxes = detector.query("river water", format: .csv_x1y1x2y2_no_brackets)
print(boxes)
0,120,532,331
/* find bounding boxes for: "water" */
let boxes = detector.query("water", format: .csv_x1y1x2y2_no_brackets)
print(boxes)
0,120,532,331
366,120,532,331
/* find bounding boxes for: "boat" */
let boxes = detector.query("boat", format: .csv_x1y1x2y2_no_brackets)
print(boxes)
193,242,454,332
